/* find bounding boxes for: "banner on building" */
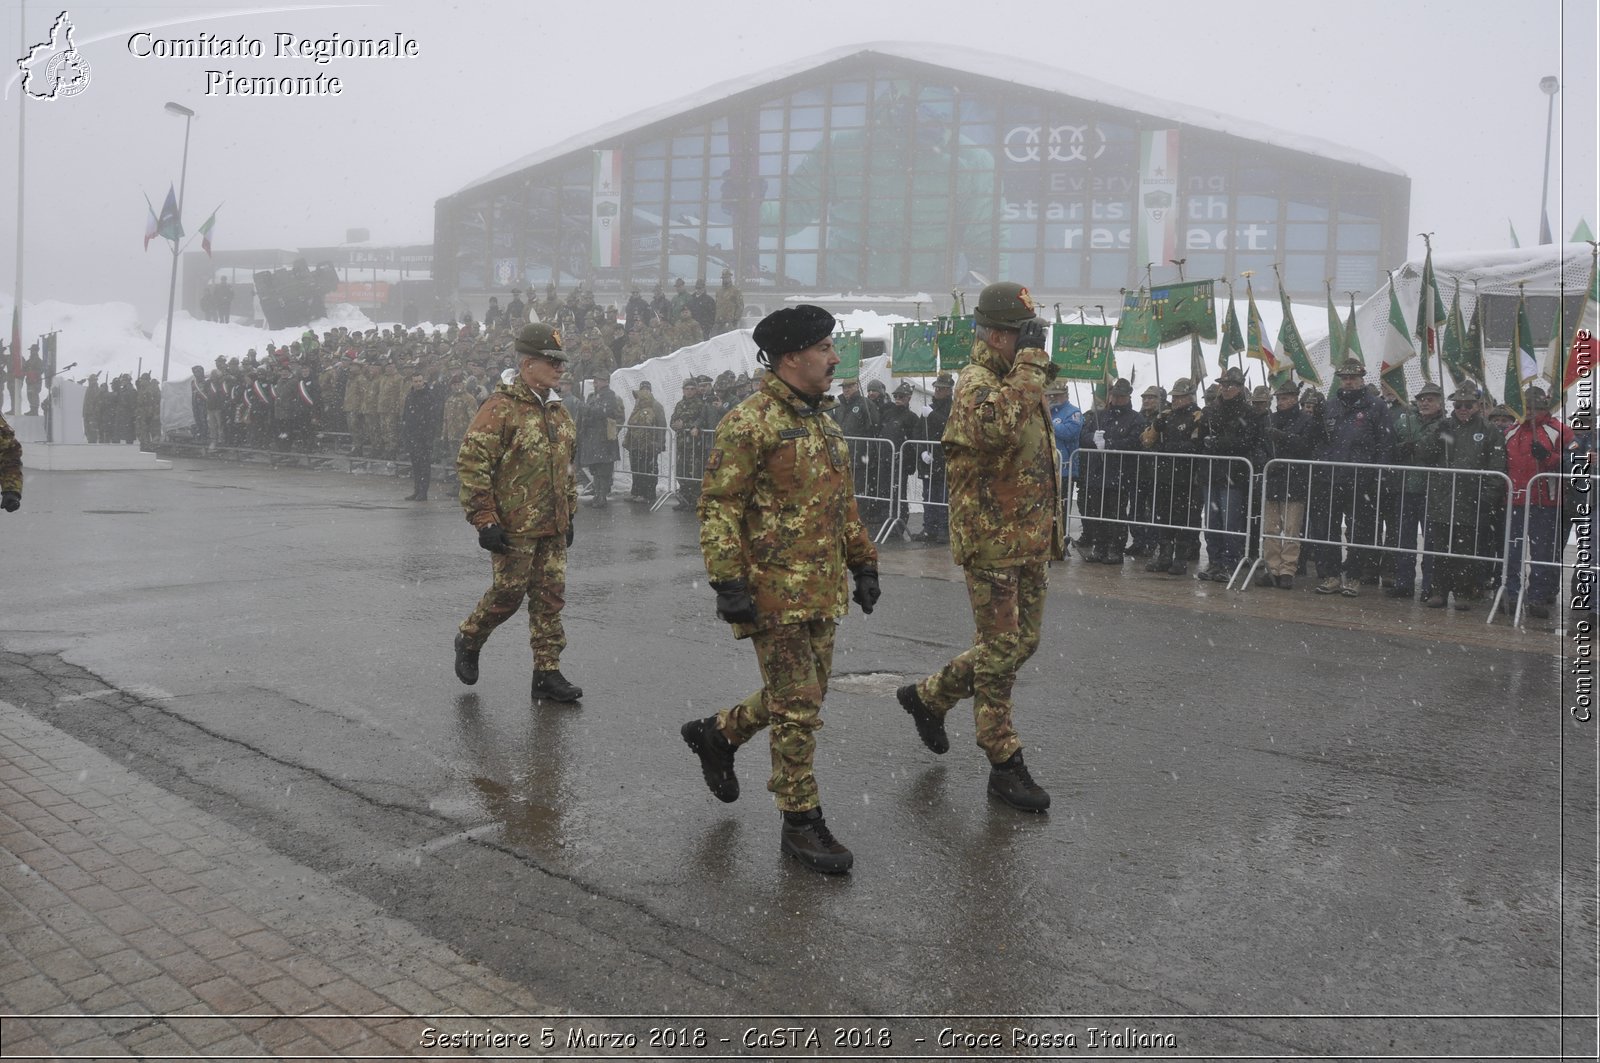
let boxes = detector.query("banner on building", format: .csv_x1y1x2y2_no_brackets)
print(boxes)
1135,129,1179,271
592,150,622,269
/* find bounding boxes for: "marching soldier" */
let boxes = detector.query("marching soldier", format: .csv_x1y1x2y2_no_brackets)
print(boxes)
896,281,1063,813
713,268,745,335
453,323,583,703
681,304,879,874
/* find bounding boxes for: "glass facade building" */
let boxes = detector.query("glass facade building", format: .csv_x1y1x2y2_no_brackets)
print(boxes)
435,47,1409,303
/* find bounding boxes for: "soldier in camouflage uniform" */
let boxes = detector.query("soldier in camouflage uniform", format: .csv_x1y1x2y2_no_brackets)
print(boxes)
0,411,21,513
681,305,880,875
713,268,744,335
896,281,1061,813
453,323,583,703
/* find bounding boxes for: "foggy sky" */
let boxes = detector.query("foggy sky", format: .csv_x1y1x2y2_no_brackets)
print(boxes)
0,0,1593,330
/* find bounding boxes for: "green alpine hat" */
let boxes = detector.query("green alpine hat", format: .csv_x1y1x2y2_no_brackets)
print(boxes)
973,281,1039,330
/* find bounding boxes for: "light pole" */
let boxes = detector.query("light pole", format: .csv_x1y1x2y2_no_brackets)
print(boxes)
159,101,194,383
1538,75,1559,245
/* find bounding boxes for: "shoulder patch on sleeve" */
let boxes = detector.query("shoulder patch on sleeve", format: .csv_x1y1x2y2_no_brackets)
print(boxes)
705,449,723,471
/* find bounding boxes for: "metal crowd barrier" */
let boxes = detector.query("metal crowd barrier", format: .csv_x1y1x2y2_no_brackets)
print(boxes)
613,423,671,505
1512,471,1599,626
1077,448,1258,588
1248,458,1512,623
895,439,949,541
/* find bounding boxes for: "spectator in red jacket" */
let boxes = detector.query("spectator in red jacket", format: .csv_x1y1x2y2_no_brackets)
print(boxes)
1503,386,1573,618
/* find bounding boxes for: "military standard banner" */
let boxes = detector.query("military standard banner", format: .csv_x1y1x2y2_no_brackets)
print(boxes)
1052,324,1114,381
1115,288,1161,351
936,314,974,373
892,320,939,376
833,329,863,381
1151,279,1218,342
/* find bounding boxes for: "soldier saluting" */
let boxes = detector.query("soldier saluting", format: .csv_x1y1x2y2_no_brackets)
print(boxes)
681,305,881,875
896,281,1063,812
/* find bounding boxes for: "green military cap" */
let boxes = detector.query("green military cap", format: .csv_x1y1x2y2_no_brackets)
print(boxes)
1110,377,1134,396
973,281,1039,329
1275,379,1301,397
1415,381,1445,399
1334,357,1366,378
1219,366,1246,386
513,322,566,361
1449,383,1481,403
933,372,955,388
1170,377,1197,397
1142,384,1165,399
1488,403,1516,422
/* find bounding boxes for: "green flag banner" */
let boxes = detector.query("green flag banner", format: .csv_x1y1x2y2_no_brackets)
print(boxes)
1380,362,1410,404
1325,285,1346,365
1051,324,1114,381
1115,288,1161,351
892,321,938,376
1439,286,1467,390
1189,331,1206,387
1150,279,1218,342
833,329,863,381
1344,300,1365,369
1218,293,1244,371
1460,301,1485,385
1277,286,1322,385
935,315,974,373
1503,293,1536,419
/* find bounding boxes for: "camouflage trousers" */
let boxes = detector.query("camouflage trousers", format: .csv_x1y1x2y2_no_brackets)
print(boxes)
915,561,1047,764
718,619,836,813
458,535,567,669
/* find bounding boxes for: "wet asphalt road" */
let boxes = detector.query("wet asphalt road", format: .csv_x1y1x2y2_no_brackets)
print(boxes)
1,457,1594,1057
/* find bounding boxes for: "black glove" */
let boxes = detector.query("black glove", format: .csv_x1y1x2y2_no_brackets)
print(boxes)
0,491,17,513
851,568,881,614
1531,440,1551,462
1015,318,1047,354
711,579,758,625
566,523,575,548
477,523,512,554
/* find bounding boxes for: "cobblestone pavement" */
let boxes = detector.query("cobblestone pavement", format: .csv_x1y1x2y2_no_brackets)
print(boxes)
0,700,563,1060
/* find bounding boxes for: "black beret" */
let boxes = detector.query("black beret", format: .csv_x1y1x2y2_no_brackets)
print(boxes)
752,305,836,358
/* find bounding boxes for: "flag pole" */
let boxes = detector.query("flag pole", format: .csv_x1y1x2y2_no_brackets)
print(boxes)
10,1,26,417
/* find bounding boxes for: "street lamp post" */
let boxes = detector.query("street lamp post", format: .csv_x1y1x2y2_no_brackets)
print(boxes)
159,101,194,383
1538,76,1559,245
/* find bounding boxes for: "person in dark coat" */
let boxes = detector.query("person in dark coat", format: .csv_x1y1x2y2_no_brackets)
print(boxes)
917,372,956,542
1259,380,1323,588
1078,378,1146,564
577,372,625,506
1198,366,1267,581
1309,358,1393,596
1142,377,1206,576
1416,384,1507,610
400,371,443,500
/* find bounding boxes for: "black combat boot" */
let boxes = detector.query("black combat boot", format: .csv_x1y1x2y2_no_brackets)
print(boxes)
780,807,853,874
530,669,583,702
453,633,479,686
1145,542,1172,572
680,717,739,802
987,751,1051,812
896,684,949,754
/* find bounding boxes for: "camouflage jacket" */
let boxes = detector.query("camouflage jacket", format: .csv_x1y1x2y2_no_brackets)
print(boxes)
441,389,478,446
698,375,877,637
943,340,1064,568
457,378,577,542
0,412,21,495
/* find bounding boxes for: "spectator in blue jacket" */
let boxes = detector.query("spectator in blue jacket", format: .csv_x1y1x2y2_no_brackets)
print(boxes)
1047,379,1082,556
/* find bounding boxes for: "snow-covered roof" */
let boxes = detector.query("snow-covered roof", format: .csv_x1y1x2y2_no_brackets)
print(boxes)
453,42,1402,197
